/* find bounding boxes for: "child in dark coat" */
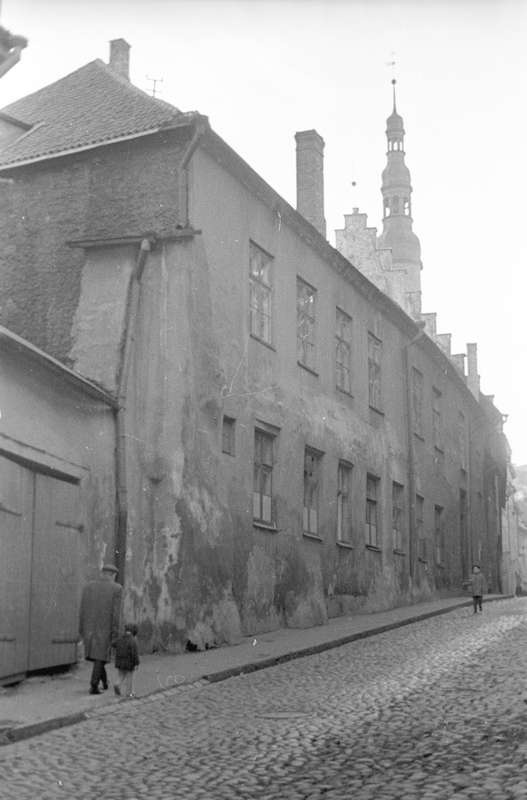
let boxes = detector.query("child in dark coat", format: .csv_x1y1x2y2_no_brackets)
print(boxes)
114,623,140,697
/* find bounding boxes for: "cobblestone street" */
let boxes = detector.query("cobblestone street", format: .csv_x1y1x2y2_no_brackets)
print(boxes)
2,598,527,800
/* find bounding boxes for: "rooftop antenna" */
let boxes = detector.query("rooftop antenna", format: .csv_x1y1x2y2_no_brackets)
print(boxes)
385,51,398,110
146,75,163,98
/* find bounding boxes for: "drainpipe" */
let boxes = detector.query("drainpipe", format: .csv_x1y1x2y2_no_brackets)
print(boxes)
178,118,209,226
114,236,155,584
403,322,426,583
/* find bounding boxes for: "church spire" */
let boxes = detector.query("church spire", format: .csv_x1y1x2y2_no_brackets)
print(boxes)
378,80,423,317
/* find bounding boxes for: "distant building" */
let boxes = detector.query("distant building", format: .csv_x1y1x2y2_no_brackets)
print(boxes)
0,40,511,659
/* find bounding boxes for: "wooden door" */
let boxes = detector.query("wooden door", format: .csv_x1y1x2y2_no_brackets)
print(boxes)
28,474,81,671
0,456,33,682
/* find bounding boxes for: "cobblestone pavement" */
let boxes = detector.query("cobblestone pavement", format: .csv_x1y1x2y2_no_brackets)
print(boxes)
2,598,527,800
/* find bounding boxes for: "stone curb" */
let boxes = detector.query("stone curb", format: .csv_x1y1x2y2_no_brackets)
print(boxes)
0,595,512,747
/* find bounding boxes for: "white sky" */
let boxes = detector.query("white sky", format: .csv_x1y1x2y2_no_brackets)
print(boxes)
2,0,526,462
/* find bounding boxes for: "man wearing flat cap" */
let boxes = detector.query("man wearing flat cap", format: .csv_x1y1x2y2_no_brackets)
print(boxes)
79,563,123,694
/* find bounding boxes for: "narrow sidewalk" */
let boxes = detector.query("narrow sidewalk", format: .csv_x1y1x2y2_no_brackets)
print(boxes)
0,593,511,745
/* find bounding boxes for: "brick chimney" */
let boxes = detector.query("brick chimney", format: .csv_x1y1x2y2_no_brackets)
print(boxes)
109,38,130,81
466,342,480,398
295,130,326,238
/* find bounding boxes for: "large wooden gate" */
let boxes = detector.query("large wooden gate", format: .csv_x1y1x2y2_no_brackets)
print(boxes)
0,454,81,683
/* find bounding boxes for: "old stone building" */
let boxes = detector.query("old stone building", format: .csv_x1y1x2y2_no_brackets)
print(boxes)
0,40,510,657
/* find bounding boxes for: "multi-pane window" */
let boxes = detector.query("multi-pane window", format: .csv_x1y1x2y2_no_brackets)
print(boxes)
434,505,444,565
249,242,272,344
253,430,274,524
297,278,317,369
337,462,353,543
365,475,380,547
367,333,382,409
222,416,235,456
392,482,404,552
416,494,425,561
412,368,424,437
303,448,322,535
335,308,352,394
432,388,442,449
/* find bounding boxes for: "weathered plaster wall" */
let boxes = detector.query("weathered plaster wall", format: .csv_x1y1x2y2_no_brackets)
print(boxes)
0,347,116,578
0,129,190,362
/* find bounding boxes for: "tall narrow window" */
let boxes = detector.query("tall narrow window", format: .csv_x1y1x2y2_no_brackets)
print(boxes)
297,278,317,369
416,494,425,561
412,368,424,437
368,333,382,410
249,242,272,344
434,505,444,565
253,429,274,524
432,388,442,449
303,448,322,535
365,474,380,547
222,416,235,456
392,482,404,552
335,308,352,394
337,462,353,543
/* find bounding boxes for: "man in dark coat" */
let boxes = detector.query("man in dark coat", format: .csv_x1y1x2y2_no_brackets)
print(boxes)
79,563,122,694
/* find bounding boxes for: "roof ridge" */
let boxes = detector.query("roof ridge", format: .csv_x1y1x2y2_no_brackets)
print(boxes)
92,59,180,113
0,59,103,116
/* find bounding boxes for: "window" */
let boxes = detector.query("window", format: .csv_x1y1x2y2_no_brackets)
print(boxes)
222,416,235,456
416,495,425,561
458,411,466,469
337,462,353,543
365,475,380,547
303,448,322,535
434,505,444,565
412,368,423,437
249,242,272,344
368,333,382,410
253,429,274,524
392,482,404,552
432,388,442,449
335,308,352,394
297,278,317,369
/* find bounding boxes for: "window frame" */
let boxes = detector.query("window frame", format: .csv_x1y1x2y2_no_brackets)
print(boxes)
335,307,353,395
221,415,236,456
365,474,380,548
432,387,442,450
392,481,404,553
253,428,275,525
416,494,426,562
337,460,353,544
297,277,317,371
367,332,382,411
249,241,273,345
303,447,322,536
412,367,424,438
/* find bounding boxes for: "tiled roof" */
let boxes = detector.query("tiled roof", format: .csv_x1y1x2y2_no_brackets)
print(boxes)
0,59,185,168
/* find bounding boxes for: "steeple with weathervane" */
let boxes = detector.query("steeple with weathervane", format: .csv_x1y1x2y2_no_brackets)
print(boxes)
377,79,422,317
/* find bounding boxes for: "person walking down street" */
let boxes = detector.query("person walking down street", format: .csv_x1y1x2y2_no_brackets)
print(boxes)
79,563,122,695
114,623,140,698
471,564,487,614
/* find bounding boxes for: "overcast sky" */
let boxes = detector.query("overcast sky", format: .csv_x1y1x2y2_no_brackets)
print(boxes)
2,0,526,463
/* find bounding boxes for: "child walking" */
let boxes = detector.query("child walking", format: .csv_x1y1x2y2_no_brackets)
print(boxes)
471,564,487,614
114,623,140,697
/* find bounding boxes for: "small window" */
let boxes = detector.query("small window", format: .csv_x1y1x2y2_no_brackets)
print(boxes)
297,278,317,369
416,495,425,561
412,368,424,437
304,448,322,535
392,482,404,552
368,333,382,410
249,242,273,344
434,505,444,565
337,462,353,543
222,416,236,456
335,308,352,394
253,429,275,524
365,474,380,547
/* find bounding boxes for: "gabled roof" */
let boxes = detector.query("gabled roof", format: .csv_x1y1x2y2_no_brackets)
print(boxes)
0,59,185,168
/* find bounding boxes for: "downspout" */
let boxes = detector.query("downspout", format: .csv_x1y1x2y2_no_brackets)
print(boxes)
114,236,155,584
403,322,426,583
178,118,209,225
